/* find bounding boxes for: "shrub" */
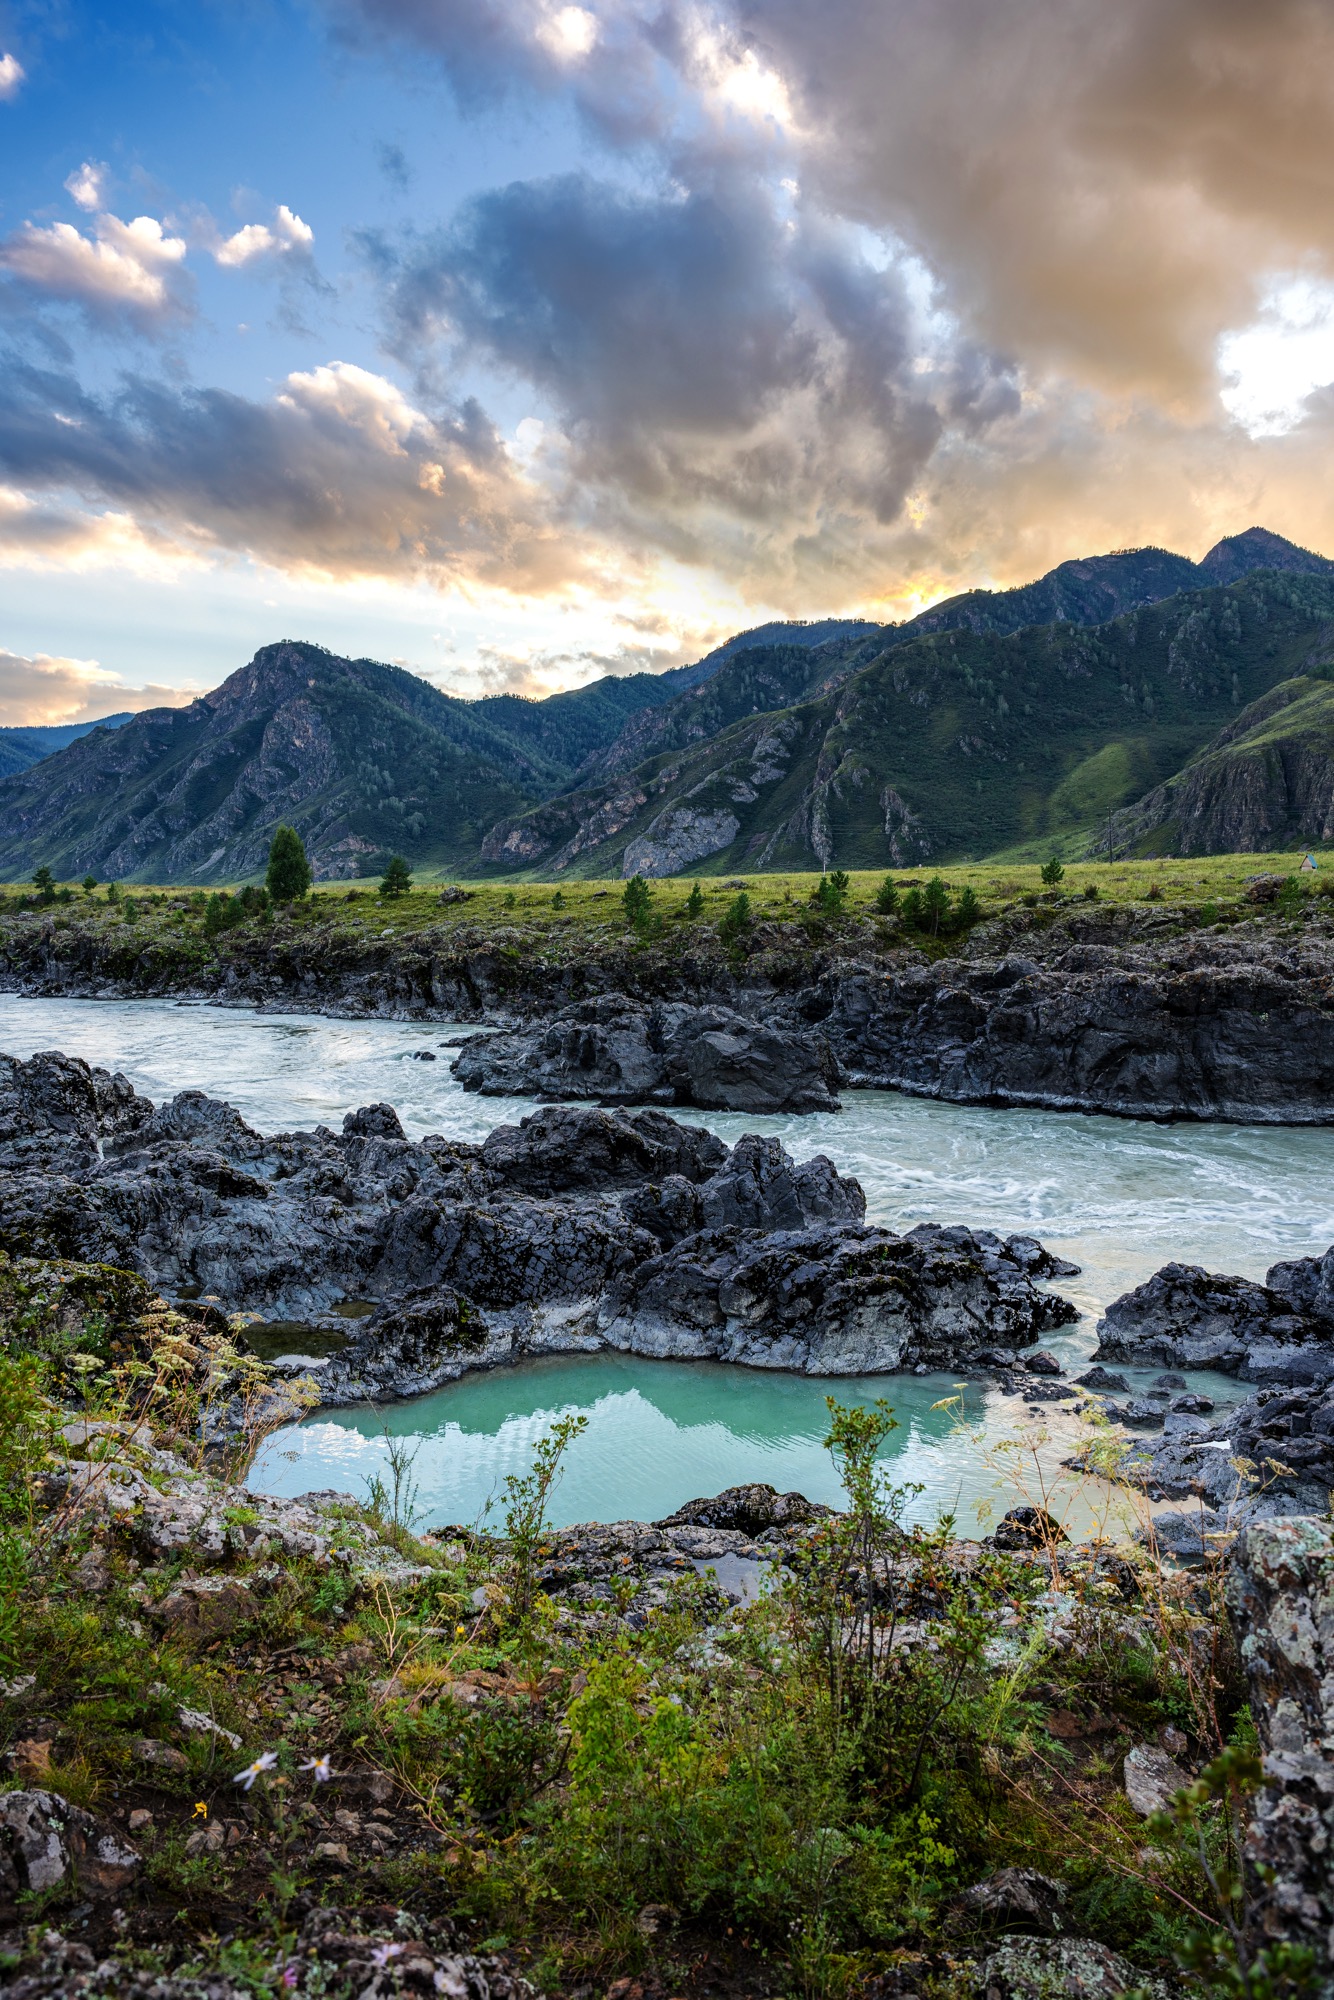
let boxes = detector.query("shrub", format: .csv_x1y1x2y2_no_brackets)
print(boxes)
956,884,981,926
551,888,565,910
1040,857,1065,887
203,892,245,937
684,881,705,918
719,891,752,943
266,825,312,903
812,870,851,915
874,876,901,916
82,875,97,895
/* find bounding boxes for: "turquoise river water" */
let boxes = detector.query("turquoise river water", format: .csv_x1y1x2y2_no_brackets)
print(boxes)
1,992,1329,1534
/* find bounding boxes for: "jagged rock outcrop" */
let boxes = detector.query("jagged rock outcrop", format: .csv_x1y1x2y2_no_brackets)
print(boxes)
0,1053,1074,1398
594,1221,1078,1374
823,925,1334,1122
452,994,841,1113
1094,1261,1334,1383
1226,1516,1334,1985
1108,1379,1334,1521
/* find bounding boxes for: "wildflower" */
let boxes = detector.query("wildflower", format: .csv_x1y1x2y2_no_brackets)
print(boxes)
454,1623,466,1637
191,1801,208,1820
369,1943,404,1969
281,1967,299,1991
299,1754,333,1782
233,1749,279,1790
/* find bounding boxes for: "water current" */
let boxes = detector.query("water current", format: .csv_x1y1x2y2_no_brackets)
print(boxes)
2,993,1329,1533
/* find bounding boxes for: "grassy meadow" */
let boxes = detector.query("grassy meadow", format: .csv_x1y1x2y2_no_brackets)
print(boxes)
0,851,1326,949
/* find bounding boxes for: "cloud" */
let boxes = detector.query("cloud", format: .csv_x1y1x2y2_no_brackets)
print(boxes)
64,162,108,212
0,648,198,727
214,204,315,269
0,54,23,101
0,354,587,593
377,142,411,191
385,169,1016,552
332,0,1334,411
0,212,190,332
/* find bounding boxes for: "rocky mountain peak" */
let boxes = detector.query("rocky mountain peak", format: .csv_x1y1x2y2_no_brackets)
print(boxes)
1198,525,1334,586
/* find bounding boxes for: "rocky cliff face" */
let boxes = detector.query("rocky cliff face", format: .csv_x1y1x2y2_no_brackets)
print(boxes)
1104,675,1334,857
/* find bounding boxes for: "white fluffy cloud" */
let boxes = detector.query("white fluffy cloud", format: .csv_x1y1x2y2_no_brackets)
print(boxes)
0,212,189,329
214,204,315,268
64,162,109,212
0,55,24,102
0,648,197,726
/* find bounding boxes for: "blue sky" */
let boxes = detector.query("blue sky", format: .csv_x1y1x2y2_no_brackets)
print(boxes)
0,0,1333,724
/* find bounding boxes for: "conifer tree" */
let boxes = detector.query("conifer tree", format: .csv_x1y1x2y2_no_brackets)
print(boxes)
266,825,311,903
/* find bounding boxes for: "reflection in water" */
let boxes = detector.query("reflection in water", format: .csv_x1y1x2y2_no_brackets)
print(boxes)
0,991,1318,1529
245,1349,1245,1537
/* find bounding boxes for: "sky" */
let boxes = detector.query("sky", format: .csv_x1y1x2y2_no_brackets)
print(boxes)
1,0,1334,724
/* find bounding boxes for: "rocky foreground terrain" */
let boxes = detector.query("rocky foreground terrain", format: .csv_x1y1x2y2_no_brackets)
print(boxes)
0,1049,1077,1404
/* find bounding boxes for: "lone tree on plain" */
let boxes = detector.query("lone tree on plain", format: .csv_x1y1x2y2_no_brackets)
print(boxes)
623,874,652,928
380,854,412,899
266,825,311,903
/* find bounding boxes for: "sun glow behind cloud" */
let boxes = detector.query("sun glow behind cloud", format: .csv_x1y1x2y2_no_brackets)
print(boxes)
1219,281,1334,438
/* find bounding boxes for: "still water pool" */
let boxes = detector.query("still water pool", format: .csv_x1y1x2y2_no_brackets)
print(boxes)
1,992,1327,1530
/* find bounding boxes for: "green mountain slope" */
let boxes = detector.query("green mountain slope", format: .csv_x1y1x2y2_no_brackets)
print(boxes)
0,644,551,883
1102,673,1334,857
0,715,133,782
481,571,1334,876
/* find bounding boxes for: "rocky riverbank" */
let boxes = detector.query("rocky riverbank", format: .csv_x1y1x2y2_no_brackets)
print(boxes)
0,1050,1077,1400
5,892,1334,1122
1061,1244,1334,1543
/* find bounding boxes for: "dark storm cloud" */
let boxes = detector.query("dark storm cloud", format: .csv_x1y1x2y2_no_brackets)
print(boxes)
381,169,1016,528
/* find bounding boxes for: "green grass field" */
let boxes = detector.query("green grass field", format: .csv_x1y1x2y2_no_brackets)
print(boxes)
1,850,1326,949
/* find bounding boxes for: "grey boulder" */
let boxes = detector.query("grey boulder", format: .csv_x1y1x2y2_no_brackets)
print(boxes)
451,994,840,1114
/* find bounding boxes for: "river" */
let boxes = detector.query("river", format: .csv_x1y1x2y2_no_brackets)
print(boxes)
2,992,1328,1532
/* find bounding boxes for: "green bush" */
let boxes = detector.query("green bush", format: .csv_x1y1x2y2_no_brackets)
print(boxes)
719,891,752,943
874,876,901,916
1040,856,1065,886
203,892,245,936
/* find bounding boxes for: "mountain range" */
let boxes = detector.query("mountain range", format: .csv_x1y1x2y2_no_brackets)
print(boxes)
1,526,1333,882
0,714,131,783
